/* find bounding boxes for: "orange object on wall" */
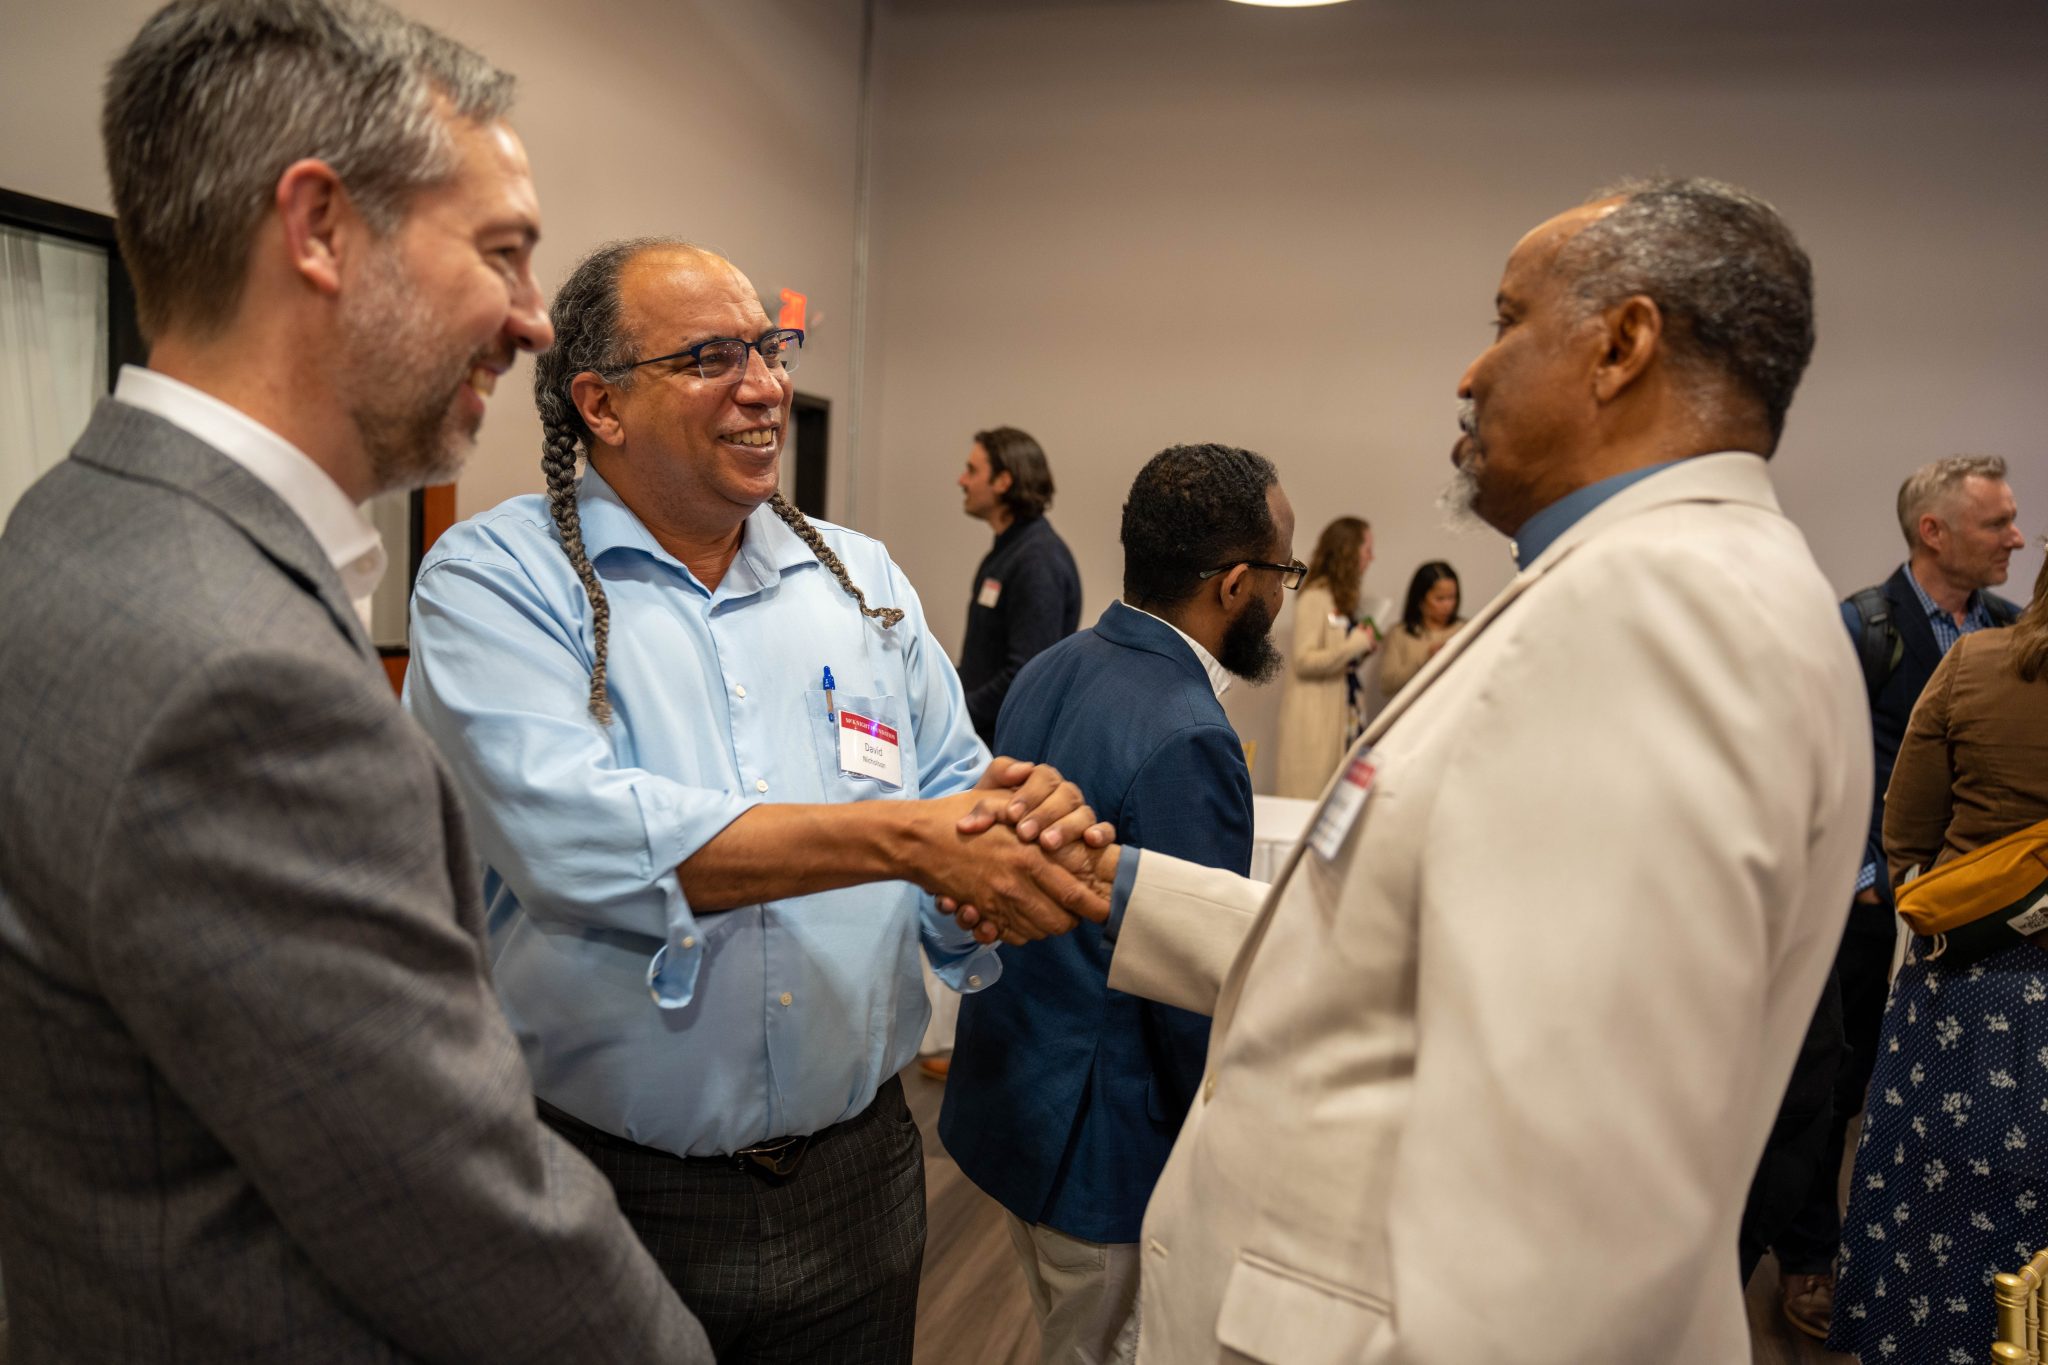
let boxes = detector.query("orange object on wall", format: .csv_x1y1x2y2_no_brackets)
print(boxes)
778,288,807,333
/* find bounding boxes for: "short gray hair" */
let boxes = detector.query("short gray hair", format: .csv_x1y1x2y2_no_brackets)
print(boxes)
103,0,514,340
1896,455,2009,550
1553,176,1815,447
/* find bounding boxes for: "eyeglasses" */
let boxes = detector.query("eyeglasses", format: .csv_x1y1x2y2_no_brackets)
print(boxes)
1197,559,1308,591
616,328,804,383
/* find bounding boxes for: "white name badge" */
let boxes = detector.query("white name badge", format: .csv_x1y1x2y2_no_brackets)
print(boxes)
977,577,1003,609
838,709,904,788
2010,893,2048,937
1307,752,1376,862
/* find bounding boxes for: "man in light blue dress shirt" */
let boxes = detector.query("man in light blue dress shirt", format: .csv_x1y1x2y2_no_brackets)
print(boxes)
404,238,1107,1363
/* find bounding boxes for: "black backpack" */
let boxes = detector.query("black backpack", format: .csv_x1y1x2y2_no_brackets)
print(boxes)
1844,584,2019,703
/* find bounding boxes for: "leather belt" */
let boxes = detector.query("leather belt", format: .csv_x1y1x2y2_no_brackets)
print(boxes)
658,1128,814,1180
540,1074,903,1184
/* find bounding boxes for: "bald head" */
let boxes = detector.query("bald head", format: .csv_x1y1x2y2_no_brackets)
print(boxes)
614,245,751,363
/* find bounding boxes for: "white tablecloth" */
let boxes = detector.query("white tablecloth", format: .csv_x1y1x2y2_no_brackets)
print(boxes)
1251,794,1316,883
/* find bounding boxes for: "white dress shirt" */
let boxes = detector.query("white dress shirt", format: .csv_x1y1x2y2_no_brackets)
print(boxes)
1127,601,1232,701
114,366,386,628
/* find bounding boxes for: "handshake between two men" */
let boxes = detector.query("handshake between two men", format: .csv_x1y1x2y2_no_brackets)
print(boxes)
670,755,1120,943
942,757,1123,945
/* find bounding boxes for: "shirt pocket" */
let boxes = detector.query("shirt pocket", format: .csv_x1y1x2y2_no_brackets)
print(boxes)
1214,1250,1390,1365
806,691,917,801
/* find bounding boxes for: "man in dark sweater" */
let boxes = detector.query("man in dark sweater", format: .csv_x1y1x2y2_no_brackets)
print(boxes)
956,426,1083,748
1745,454,2023,1337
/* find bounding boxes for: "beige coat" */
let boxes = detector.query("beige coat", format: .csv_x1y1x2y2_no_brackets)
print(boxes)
1376,620,1460,698
1107,454,1871,1365
1273,581,1376,797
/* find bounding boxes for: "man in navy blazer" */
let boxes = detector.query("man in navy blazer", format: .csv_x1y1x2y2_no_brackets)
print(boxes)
941,443,1296,1364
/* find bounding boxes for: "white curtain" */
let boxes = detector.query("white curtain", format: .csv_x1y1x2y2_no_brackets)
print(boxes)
0,224,109,528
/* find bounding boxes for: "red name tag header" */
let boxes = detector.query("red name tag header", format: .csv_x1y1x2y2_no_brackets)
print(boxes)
840,711,899,746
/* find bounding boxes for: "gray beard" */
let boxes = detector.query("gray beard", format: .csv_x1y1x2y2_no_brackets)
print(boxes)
341,246,481,496
1439,460,1487,532
1443,397,1489,531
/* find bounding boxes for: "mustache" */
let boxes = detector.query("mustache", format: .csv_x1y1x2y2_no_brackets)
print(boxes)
1456,398,1479,438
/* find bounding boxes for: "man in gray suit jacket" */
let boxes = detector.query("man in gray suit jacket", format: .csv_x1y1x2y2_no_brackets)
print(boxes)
0,2,709,1361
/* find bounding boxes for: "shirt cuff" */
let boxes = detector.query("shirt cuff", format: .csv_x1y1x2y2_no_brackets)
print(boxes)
643,869,706,1009
921,903,1003,993
1104,848,1143,944
1855,861,1878,893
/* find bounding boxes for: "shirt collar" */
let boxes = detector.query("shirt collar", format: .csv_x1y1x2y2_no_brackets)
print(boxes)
114,365,386,623
1903,562,1993,629
576,463,817,593
1124,602,1232,701
1511,459,1686,569
991,514,1040,552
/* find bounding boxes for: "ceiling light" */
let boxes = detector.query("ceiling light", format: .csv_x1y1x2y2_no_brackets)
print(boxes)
1227,0,1355,7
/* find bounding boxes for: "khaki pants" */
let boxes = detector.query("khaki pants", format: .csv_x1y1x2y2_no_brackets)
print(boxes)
1002,1211,1140,1365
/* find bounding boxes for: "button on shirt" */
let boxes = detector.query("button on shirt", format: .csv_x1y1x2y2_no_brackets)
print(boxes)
403,467,998,1156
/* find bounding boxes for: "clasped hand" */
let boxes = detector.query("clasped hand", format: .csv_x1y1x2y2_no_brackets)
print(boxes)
923,758,1122,947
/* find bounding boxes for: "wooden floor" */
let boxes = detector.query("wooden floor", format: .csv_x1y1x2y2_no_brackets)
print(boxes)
909,1065,1042,1365
907,1066,1857,1365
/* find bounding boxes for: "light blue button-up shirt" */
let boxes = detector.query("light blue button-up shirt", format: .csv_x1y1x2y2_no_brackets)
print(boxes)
404,467,998,1156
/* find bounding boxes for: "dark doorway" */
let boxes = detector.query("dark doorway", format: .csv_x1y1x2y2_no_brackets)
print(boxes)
790,392,830,520
0,187,149,390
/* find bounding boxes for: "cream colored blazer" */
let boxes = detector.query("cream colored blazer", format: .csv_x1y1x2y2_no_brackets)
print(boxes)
1274,582,1376,798
1109,454,1871,1365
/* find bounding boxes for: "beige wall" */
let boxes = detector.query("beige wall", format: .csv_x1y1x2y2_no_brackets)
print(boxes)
0,0,869,521
5,0,2045,789
863,0,2048,788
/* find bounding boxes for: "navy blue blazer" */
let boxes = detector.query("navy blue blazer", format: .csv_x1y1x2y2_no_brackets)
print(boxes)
939,602,1252,1243
1858,567,2018,895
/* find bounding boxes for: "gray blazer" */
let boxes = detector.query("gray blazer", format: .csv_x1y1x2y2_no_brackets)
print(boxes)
0,401,709,1364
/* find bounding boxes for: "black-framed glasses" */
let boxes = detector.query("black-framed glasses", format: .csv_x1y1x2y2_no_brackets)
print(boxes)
1197,559,1308,590
616,328,804,383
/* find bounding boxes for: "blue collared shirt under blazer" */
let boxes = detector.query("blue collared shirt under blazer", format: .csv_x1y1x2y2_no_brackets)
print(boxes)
940,601,1253,1244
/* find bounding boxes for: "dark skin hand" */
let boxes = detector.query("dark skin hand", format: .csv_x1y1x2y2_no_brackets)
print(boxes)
676,757,1113,946
945,833,1123,946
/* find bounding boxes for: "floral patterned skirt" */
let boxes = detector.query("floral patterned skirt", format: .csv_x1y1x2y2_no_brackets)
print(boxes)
1828,938,2048,1363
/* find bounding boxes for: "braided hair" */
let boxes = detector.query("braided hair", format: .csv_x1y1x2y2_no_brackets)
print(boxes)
536,238,900,724
767,495,904,631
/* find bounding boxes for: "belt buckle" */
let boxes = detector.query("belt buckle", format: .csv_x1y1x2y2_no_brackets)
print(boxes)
735,1134,809,1179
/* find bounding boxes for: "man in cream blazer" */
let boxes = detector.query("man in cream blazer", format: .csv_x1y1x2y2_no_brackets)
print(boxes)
1075,181,1871,1364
